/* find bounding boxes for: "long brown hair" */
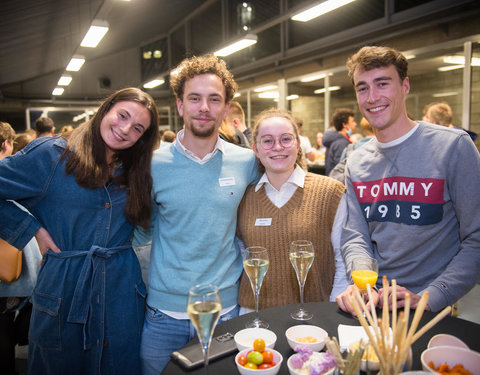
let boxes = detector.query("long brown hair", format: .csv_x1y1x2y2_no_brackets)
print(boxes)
63,87,160,228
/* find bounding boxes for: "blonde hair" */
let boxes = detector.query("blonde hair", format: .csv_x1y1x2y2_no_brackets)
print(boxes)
252,108,305,173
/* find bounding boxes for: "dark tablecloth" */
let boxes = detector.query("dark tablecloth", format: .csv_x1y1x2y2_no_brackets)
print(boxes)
162,302,480,374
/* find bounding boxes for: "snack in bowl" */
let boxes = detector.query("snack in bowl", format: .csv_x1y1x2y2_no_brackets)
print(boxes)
285,325,328,352
235,346,283,375
234,328,277,351
287,345,336,375
349,340,379,371
421,346,480,375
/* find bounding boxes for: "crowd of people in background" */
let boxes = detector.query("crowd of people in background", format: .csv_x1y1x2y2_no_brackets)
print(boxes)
1,45,479,375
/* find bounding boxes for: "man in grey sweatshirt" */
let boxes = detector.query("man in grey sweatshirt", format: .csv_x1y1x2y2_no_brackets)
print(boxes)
336,46,480,313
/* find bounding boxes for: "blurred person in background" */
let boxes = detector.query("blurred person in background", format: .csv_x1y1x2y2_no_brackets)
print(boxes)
1,122,41,375
13,132,36,154
34,116,55,137
323,108,356,175
225,101,251,148
0,121,15,159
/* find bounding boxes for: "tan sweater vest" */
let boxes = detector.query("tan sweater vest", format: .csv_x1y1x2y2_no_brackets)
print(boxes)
237,173,345,309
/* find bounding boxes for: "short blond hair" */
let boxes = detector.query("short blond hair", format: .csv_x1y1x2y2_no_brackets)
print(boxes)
426,102,452,127
170,54,237,102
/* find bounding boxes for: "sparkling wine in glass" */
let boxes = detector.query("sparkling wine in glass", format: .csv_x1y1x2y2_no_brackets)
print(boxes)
187,284,222,373
351,257,379,298
243,246,269,328
289,240,315,320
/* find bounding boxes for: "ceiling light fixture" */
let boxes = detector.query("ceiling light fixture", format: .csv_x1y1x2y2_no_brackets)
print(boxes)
66,55,85,71
143,78,165,89
57,75,72,86
214,34,257,57
432,91,458,97
438,65,464,72
314,86,341,94
301,73,326,82
254,85,277,92
52,87,64,96
443,55,480,66
80,20,109,48
258,91,279,99
292,0,356,22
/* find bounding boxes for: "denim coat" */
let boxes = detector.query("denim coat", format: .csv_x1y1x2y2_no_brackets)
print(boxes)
0,137,145,374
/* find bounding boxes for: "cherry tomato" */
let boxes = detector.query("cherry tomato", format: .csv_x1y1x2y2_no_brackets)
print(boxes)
259,363,273,369
237,355,247,366
247,350,264,365
262,350,274,364
253,338,266,353
244,362,258,369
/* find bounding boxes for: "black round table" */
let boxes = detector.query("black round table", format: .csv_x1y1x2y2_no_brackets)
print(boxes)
162,302,480,374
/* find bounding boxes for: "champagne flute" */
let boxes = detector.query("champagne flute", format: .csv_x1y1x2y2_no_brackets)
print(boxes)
351,257,379,298
289,240,315,320
243,246,269,328
187,284,222,373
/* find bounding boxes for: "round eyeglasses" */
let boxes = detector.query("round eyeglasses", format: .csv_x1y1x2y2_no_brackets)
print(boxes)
259,133,296,150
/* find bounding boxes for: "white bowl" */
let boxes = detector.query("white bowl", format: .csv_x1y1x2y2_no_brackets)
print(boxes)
234,328,277,351
235,348,283,375
287,352,335,375
427,334,469,349
285,325,328,352
421,346,480,375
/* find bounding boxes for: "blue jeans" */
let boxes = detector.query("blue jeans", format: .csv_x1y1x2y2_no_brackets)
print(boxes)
140,305,239,375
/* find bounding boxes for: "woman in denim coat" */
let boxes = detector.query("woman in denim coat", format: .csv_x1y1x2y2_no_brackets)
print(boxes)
0,88,160,374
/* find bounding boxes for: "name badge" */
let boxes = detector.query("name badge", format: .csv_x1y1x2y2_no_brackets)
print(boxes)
255,218,272,226
219,177,236,187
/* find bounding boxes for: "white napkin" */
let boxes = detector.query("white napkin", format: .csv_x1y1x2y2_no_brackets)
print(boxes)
337,324,370,351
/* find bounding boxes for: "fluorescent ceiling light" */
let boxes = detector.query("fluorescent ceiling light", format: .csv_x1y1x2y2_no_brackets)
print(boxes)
314,86,341,94
438,65,464,72
443,55,480,66
57,75,72,86
143,78,165,89
404,54,416,60
66,55,85,71
301,73,326,82
254,85,277,92
432,91,458,97
287,94,299,100
292,0,356,22
80,20,109,48
258,91,279,99
52,87,64,96
234,92,241,98
214,34,257,57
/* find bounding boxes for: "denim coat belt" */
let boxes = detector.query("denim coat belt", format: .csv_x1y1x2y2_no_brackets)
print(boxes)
48,245,132,350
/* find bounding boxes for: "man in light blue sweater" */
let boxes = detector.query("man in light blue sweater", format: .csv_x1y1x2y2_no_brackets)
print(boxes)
336,46,480,314
135,54,259,374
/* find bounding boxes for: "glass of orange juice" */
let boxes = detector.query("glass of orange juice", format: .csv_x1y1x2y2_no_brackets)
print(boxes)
351,257,378,295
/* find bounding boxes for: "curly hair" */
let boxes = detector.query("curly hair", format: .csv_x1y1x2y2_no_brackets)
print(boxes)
252,108,305,174
63,87,160,228
170,54,237,102
347,45,408,83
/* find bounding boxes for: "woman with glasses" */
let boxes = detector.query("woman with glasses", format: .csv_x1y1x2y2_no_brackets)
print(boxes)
237,108,349,313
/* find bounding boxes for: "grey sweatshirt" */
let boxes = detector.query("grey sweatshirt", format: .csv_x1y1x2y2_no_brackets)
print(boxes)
341,122,480,312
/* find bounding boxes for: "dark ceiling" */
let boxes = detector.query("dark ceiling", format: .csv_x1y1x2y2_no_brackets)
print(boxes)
0,0,205,102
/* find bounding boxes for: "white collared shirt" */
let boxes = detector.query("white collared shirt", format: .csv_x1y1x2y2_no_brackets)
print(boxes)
174,129,224,164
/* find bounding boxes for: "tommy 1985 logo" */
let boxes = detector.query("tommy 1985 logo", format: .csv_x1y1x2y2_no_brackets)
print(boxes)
353,176,445,225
